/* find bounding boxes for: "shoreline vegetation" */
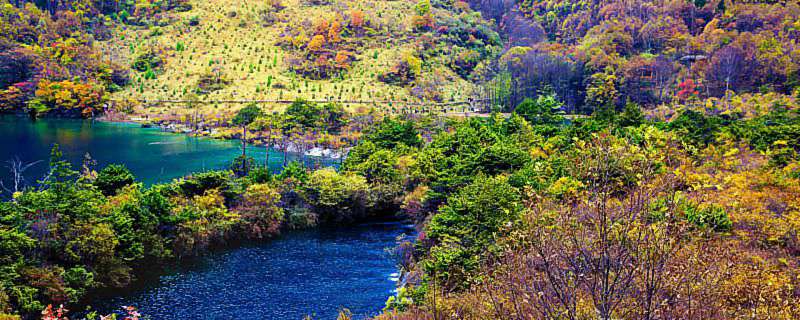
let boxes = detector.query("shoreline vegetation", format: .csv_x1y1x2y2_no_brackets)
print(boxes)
2,93,799,319
0,138,407,319
101,115,349,160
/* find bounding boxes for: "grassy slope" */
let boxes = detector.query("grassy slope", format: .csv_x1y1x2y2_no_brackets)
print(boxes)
99,0,477,119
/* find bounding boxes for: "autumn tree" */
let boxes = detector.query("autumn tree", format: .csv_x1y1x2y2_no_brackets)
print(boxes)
328,20,341,43
484,137,687,320
586,68,620,115
705,45,753,97
350,10,365,29
308,35,326,52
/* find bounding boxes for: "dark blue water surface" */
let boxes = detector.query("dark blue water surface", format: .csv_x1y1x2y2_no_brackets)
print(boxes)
95,222,412,320
0,115,330,188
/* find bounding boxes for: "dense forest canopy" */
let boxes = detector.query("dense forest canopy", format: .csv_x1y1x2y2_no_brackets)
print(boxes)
469,0,800,112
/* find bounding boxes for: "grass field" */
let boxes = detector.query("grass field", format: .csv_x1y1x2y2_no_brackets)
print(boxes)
99,0,478,119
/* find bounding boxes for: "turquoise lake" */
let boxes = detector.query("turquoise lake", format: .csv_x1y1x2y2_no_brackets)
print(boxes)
0,115,331,188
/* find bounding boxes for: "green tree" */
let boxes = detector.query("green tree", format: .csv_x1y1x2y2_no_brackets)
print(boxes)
347,149,400,184
232,104,264,173
367,118,422,149
276,161,309,183
285,99,323,129
513,95,564,126
230,155,256,177
304,168,372,222
618,99,645,127
238,184,284,238
321,103,346,132
586,68,619,115
94,164,135,196
668,110,725,147
0,228,35,265
40,144,78,193
424,175,522,288
479,140,531,175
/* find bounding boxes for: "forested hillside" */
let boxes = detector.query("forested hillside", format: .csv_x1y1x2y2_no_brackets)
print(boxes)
2,0,799,117
370,105,800,320
1,0,506,118
470,0,800,112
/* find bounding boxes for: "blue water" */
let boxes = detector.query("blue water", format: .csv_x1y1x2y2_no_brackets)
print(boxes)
0,115,332,189
94,222,412,320
0,115,405,319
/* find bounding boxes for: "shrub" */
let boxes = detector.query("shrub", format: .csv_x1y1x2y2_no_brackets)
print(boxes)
514,95,564,126
230,155,256,177
131,51,162,72
237,184,284,238
247,166,272,184
285,206,318,229
768,140,798,167
285,99,323,129
0,229,36,265
669,110,725,147
366,118,422,149
684,204,732,232
424,176,521,287
62,267,95,302
618,99,644,127
346,148,401,185
176,171,232,197
276,161,308,183
32,80,106,116
304,168,372,222
94,164,135,196
478,140,531,175
196,70,230,94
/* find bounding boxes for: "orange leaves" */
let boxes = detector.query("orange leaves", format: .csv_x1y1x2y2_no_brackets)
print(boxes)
334,51,352,68
307,35,326,52
278,12,365,78
350,10,365,29
328,20,342,44
411,14,434,32
34,79,105,115
677,79,700,100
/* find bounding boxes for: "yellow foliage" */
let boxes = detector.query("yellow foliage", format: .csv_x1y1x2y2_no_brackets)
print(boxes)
308,35,326,52
328,20,342,43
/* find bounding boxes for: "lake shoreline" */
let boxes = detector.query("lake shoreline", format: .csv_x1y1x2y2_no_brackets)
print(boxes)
0,115,407,319
0,113,345,170
96,114,349,160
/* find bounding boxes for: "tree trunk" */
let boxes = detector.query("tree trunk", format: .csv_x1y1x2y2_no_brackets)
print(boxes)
242,126,247,158
265,128,272,169
283,140,288,166
300,142,306,168
265,140,270,170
